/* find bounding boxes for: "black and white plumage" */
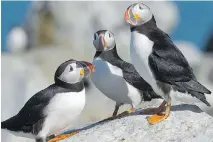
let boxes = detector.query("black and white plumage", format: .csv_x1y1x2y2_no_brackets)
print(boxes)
1,59,95,142
91,30,161,116
124,3,211,124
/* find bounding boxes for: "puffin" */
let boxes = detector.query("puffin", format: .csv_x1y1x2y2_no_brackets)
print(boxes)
90,30,161,117
1,59,95,142
124,2,211,124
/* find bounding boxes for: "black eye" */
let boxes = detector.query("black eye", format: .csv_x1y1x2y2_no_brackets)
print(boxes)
139,5,142,10
94,34,96,40
109,34,111,37
69,66,73,72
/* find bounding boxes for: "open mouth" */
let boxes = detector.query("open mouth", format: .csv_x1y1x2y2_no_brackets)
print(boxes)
79,61,96,77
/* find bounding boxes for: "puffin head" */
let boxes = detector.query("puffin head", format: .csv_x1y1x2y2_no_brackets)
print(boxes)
54,59,95,84
124,2,153,27
93,30,116,52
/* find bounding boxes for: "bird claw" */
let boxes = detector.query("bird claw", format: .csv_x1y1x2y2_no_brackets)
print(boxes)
47,131,79,142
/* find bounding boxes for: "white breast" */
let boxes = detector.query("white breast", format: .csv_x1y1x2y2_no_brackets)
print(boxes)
38,89,86,138
130,32,157,89
130,32,212,106
91,57,142,107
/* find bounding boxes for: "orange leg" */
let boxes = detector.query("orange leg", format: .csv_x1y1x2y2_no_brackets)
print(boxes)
48,131,79,142
129,107,135,113
118,105,135,116
146,100,171,125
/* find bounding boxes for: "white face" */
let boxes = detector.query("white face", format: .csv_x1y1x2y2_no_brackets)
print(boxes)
124,3,153,26
58,62,84,84
93,30,116,52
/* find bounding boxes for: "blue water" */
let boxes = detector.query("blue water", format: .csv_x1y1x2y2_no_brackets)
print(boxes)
172,1,213,50
1,1,213,52
1,1,31,52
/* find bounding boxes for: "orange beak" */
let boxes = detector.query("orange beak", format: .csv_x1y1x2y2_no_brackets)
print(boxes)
79,61,96,77
87,63,96,72
100,36,104,46
124,9,130,21
84,62,96,72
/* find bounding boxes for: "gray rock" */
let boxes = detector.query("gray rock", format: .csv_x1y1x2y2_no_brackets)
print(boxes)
60,103,213,142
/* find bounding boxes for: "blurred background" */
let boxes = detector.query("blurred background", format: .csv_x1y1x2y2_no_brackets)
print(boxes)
1,1,213,142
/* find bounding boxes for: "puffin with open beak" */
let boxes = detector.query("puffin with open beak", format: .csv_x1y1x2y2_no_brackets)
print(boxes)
124,2,211,124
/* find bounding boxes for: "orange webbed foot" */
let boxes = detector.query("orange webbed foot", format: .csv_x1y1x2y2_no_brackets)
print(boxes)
146,100,171,125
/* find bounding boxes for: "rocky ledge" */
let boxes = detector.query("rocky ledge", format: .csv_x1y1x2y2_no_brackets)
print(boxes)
59,103,213,142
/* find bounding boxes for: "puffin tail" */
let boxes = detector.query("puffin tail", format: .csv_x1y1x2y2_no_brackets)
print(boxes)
188,91,211,107
1,115,18,130
184,80,211,107
184,80,211,94
174,80,211,107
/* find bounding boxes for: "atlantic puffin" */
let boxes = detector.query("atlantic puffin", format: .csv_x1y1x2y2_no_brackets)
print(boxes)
124,2,211,124
1,59,95,142
90,30,161,117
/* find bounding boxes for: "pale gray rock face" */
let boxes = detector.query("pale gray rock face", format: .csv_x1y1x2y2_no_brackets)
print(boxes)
60,102,213,142
1,54,49,142
195,57,213,117
197,54,213,85
1,55,29,142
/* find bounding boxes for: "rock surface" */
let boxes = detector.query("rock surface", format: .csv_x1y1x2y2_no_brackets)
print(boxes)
60,103,213,142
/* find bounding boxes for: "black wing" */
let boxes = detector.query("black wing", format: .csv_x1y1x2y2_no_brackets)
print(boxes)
148,28,196,83
1,84,70,134
148,28,211,105
110,59,161,100
112,60,152,90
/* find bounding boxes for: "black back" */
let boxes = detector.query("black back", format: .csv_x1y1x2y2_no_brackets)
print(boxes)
131,16,211,106
1,83,84,134
94,45,160,100
131,16,195,83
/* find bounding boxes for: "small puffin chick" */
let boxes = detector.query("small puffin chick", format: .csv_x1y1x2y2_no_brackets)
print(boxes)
1,59,95,142
124,3,211,124
91,30,161,117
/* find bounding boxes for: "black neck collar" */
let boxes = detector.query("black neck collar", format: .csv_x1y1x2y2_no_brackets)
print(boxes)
55,78,84,92
131,16,157,33
94,45,122,62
